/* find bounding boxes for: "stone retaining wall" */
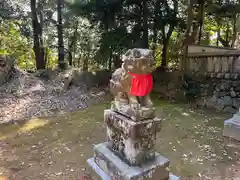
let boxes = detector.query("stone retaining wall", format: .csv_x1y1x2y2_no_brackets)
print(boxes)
196,72,240,113
153,71,240,113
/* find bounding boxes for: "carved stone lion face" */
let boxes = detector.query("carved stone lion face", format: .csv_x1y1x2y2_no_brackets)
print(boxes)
122,48,155,74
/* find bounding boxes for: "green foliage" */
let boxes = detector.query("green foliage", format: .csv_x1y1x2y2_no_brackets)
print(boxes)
0,19,35,70
3,0,240,72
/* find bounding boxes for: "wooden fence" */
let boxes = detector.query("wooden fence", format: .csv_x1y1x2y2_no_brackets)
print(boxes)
180,51,240,74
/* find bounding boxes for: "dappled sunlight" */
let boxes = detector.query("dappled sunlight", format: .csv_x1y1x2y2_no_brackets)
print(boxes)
182,112,190,116
17,118,49,133
0,118,49,140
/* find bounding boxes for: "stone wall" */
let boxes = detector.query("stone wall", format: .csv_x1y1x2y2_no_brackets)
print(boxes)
196,72,240,113
153,71,240,113
153,71,185,101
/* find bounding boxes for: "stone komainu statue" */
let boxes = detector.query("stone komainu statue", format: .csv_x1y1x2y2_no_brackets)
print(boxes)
109,48,156,118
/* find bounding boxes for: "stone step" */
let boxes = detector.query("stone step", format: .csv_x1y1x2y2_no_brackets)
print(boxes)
88,142,180,180
87,157,180,180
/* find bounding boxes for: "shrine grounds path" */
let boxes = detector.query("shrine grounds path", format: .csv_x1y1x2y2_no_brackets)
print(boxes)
0,97,240,180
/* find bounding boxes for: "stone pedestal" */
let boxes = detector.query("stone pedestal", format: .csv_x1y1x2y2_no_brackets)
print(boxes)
88,109,180,179
223,110,240,141
105,110,161,165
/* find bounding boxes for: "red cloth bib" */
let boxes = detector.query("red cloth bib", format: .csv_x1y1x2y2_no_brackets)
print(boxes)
128,72,153,96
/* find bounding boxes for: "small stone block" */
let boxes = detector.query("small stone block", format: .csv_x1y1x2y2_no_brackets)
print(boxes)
104,110,161,165
104,109,162,139
111,101,156,121
223,118,240,141
93,142,170,180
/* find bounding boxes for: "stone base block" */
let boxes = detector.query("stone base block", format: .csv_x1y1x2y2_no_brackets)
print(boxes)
89,142,179,180
87,158,180,180
104,110,162,165
223,118,240,141
111,101,155,121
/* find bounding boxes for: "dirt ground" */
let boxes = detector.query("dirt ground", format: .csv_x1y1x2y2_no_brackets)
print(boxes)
0,99,240,180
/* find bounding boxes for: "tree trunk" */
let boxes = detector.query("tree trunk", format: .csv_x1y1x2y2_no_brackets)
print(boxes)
82,54,89,71
216,19,220,47
160,0,177,69
38,2,45,66
183,0,194,72
113,54,121,69
161,39,168,68
57,0,65,70
152,0,160,54
72,20,78,65
68,42,73,66
197,0,204,44
30,0,45,69
108,50,112,71
142,0,149,48
231,14,237,47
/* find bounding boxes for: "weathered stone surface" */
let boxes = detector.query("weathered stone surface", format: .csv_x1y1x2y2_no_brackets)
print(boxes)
223,106,237,114
109,48,155,119
230,90,237,97
223,119,240,141
93,142,170,180
63,68,111,89
105,109,161,165
87,158,180,180
111,101,155,121
233,98,240,108
222,96,233,106
223,108,240,141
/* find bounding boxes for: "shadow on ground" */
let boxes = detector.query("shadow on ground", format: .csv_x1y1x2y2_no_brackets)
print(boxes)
0,100,239,180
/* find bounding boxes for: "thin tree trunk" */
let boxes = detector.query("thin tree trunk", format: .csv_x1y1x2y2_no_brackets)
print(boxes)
68,41,73,66
231,14,237,47
198,0,204,44
82,53,89,71
142,0,149,48
216,19,220,47
38,2,45,66
152,0,160,54
183,0,194,72
57,0,65,70
72,20,78,65
160,0,177,69
108,49,112,71
161,39,168,68
30,0,45,69
113,54,121,69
